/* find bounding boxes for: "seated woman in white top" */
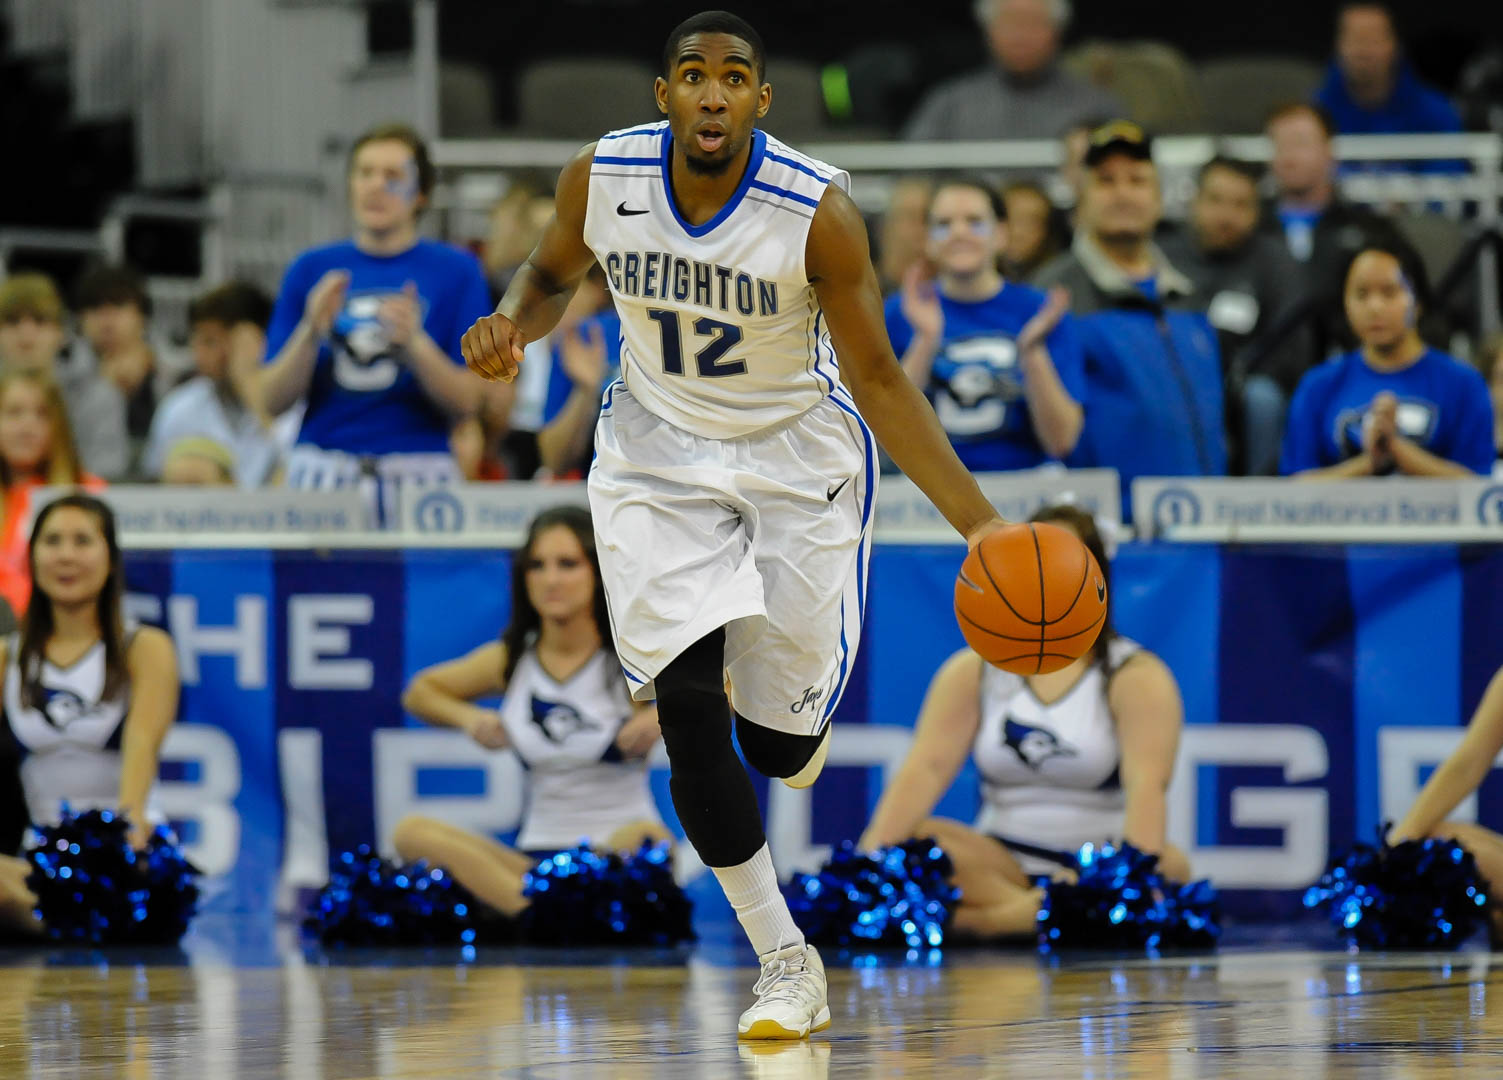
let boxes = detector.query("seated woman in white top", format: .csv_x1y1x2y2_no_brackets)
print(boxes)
0,494,179,932
859,504,1190,938
393,505,670,917
1389,663,1503,939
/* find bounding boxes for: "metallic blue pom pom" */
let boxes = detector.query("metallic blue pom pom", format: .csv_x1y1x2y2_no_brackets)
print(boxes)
782,839,960,950
24,808,200,945
520,842,695,947
304,846,515,948
1037,842,1221,953
1304,827,1489,949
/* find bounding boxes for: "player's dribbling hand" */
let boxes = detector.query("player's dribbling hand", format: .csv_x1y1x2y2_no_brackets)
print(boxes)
964,517,1008,552
304,270,351,337
465,711,509,750
462,312,525,383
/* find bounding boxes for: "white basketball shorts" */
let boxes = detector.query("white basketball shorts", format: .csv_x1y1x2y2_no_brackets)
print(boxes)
588,380,876,736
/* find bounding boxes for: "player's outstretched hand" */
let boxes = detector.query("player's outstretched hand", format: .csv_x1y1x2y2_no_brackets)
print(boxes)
462,312,525,383
964,517,1007,552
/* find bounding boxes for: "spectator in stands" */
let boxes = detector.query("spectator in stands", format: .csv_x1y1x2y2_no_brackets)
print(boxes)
1316,3,1462,138
0,274,129,481
1480,334,1503,474
1263,103,1408,358
1159,157,1313,475
858,504,1189,939
257,122,493,525
1034,122,1226,518
144,282,289,489
0,370,105,616
160,437,237,486
1000,180,1068,280
1281,243,1494,478
876,178,933,293
485,179,555,299
887,177,1084,470
902,0,1121,141
74,265,193,452
1058,117,1109,211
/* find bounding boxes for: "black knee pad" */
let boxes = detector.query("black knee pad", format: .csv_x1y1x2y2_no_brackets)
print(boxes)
735,714,825,779
654,628,731,767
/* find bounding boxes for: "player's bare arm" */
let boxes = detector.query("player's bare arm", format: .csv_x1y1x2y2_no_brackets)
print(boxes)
462,145,599,382
807,185,1003,547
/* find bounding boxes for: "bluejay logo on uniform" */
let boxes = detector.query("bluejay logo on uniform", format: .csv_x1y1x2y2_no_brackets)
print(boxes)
1150,487,1202,531
791,686,823,714
529,697,593,743
413,489,465,533
40,686,88,729
1003,717,1077,770
1478,485,1503,526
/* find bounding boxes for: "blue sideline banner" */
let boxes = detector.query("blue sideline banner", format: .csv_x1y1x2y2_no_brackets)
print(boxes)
124,540,1503,916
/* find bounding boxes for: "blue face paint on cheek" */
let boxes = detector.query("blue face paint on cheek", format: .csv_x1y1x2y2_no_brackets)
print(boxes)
385,163,420,204
1397,271,1417,328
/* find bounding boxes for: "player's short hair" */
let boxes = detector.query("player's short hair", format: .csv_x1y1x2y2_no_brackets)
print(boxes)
188,282,274,331
74,263,151,315
1265,101,1337,140
662,11,766,82
347,122,436,201
929,176,1008,223
1197,155,1263,189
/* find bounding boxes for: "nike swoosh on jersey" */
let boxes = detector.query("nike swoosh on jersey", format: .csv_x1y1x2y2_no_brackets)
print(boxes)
616,202,650,216
826,477,851,502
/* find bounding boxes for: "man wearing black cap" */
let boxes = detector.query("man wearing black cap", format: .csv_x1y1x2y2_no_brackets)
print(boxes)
1034,121,1228,518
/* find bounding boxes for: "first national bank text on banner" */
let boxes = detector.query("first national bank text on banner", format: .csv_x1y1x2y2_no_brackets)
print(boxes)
1134,478,1503,542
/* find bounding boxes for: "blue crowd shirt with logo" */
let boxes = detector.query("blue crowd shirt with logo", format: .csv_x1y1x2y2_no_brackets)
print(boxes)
1280,347,1495,475
884,282,1086,471
264,238,494,455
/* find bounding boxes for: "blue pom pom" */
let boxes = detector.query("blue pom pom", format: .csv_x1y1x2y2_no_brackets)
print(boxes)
25,808,200,945
1304,828,1489,949
304,847,515,947
1037,842,1221,953
520,842,695,947
783,839,959,950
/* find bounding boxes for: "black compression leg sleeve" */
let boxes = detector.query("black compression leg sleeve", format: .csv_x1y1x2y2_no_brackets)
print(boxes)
654,628,766,867
734,715,826,779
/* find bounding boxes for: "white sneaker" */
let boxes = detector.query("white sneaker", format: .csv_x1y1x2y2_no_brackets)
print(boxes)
737,943,831,1040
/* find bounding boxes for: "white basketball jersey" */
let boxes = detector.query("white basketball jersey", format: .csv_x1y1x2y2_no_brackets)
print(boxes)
582,121,851,439
498,646,662,851
3,633,145,828
971,638,1142,846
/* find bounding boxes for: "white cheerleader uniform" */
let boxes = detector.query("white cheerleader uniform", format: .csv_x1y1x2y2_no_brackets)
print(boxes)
498,645,663,854
971,637,1142,875
0,632,155,829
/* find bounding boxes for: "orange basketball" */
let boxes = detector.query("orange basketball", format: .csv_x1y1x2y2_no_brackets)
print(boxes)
954,522,1108,675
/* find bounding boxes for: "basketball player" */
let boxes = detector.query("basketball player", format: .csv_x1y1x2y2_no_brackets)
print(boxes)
463,11,1007,1039
860,505,1189,938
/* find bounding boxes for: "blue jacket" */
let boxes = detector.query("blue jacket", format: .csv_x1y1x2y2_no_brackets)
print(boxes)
1033,237,1227,521
1314,61,1464,174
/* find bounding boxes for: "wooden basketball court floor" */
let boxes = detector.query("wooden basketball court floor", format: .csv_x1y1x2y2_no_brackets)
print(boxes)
2,916,1502,1079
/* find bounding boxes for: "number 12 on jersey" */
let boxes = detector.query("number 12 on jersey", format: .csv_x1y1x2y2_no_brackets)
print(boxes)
646,309,746,377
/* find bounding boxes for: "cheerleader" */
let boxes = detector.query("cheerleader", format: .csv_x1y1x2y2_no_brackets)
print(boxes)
859,504,1190,938
392,505,670,916
1389,664,1503,937
0,494,179,933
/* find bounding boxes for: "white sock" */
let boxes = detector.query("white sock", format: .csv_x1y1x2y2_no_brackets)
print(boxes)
712,843,805,958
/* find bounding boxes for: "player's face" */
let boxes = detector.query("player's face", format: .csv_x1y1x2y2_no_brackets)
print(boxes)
1268,114,1333,198
1192,167,1259,253
1345,251,1415,351
0,314,64,372
1081,155,1161,243
349,140,424,232
656,34,770,176
525,526,596,624
33,507,111,607
0,380,53,473
926,186,1005,278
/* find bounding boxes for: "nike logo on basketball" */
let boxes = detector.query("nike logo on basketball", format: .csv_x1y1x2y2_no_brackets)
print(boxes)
827,477,850,502
616,202,650,216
